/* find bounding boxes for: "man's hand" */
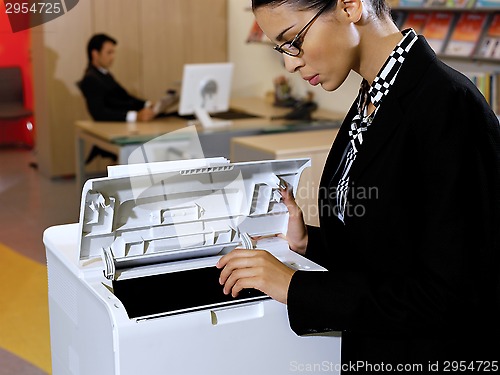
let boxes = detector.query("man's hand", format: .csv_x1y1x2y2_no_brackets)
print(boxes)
137,107,155,122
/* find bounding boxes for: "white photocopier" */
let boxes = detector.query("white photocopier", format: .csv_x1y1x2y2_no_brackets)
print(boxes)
44,157,341,375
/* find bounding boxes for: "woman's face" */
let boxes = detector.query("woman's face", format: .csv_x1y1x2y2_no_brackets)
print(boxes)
254,3,360,92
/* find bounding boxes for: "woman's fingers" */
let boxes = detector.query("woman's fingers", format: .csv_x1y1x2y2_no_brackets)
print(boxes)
217,249,261,286
217,249,295,304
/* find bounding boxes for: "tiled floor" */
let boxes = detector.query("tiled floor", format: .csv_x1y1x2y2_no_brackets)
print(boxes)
0,349,46,375
0,147,80,374
0,242,51,375
0,147,80,264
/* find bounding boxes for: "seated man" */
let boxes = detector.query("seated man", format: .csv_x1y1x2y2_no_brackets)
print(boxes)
78,33,156,123
78,33,177,163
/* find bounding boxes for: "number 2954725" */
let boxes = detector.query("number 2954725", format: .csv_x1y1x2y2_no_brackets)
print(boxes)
5,2,62,14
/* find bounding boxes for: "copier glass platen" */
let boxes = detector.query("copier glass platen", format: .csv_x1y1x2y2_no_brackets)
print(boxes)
44,157,341,375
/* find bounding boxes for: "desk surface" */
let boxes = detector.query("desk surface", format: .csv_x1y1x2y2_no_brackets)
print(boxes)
231,128,339,156
75,97,345,144
229,97,342,120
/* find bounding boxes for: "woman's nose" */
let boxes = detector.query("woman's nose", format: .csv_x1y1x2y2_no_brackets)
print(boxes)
283,54,304,73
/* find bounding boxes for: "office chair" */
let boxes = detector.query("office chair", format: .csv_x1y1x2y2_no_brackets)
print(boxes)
0,66,34,148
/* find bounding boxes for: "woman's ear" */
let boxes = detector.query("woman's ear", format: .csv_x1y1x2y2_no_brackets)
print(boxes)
341,0,363,23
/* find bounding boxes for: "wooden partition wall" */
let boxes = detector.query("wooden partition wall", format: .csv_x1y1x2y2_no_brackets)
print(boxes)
32,0,227,178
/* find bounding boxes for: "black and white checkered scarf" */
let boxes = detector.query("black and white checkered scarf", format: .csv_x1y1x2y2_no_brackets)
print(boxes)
336,28,418,223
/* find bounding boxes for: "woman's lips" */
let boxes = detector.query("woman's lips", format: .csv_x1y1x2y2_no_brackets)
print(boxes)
305,74,320,86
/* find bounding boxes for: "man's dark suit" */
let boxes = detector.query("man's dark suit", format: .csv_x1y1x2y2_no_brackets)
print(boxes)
78,65,146,121
287,35,500,368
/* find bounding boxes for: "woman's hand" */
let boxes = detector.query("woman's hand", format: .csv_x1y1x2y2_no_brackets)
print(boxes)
216,249,296,304
278,180,308,254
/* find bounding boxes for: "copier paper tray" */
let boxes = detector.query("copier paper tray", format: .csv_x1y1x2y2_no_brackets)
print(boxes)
113,267,266,319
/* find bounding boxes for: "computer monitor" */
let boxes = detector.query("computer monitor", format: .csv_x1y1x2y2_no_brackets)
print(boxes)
178,62,234,128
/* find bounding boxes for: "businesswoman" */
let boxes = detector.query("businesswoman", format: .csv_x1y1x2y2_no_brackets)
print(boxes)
218,0,500,369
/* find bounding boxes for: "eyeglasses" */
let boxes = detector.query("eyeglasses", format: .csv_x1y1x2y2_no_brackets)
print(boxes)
273,2,330,57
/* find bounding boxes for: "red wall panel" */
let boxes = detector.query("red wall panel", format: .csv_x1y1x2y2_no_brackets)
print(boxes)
0,1,35,147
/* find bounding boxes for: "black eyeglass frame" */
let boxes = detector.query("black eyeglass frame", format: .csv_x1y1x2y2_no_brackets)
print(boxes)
273,2,331,57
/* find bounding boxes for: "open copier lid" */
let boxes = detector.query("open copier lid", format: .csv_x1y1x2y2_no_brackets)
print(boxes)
77,157,325,319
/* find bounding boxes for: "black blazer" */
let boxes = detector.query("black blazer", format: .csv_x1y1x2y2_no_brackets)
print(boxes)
287,36,500,366
77,65,146,121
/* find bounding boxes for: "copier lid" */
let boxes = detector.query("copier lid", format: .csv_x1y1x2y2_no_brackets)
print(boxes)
76,157,310,268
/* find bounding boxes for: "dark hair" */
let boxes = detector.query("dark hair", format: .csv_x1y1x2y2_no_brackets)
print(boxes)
86,33,117,65
252,0,390,18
